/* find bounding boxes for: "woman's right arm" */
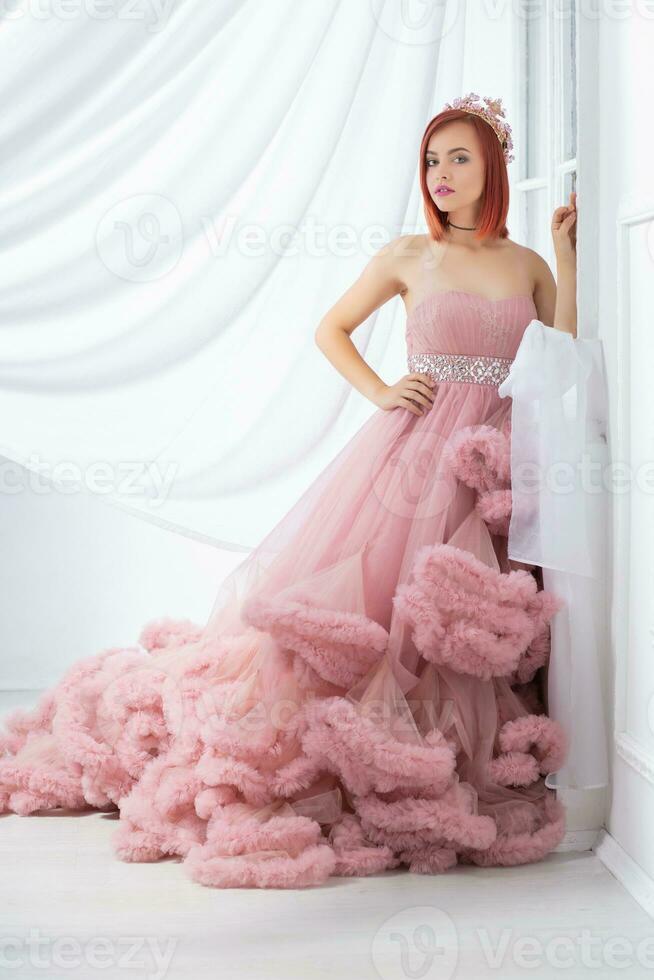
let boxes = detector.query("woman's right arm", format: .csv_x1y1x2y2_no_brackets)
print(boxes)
314,237,436,417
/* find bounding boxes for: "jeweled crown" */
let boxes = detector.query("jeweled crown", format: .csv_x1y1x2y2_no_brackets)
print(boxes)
441,93,514,164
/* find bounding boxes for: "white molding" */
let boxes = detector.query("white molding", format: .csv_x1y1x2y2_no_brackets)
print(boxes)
612,201,654,784
512,6,581,274
576,0,600,335
594,829,654,920
615,732,654,788
513,176,548,192
510,10,529,242
545,2,554,265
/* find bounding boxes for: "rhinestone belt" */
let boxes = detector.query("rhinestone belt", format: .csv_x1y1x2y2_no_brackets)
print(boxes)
407,351,514,387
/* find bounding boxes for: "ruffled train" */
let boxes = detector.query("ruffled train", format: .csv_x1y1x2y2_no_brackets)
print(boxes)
0,402,569,888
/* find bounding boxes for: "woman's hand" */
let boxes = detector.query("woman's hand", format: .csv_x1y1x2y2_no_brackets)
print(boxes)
551,190,577,265
373,372,436,416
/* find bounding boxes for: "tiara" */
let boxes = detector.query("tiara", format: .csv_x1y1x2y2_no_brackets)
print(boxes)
441,93,514,164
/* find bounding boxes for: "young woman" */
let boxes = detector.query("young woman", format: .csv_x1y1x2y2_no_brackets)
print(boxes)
0,94,579,889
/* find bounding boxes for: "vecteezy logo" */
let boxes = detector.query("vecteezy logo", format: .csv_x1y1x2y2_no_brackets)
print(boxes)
371,905,459,979
96,193,183,282
369,0,461,46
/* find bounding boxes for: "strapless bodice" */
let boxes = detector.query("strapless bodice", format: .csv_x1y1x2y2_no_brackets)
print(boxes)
406,289,538,360
405,289,538,388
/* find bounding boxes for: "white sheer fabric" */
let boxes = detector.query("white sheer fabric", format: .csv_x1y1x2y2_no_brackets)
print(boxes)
0,0,467,551
498,320,610,790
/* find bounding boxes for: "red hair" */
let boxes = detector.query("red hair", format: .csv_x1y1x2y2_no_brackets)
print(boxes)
419,109,509,242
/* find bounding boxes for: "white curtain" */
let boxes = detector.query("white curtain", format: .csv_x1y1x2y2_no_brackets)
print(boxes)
498,320,610,791
0,0,468,551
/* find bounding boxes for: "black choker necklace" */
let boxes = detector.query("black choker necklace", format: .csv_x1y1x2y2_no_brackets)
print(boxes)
447,221,477,230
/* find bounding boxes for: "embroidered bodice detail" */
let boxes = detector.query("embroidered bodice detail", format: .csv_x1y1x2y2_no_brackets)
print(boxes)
405,290,537,387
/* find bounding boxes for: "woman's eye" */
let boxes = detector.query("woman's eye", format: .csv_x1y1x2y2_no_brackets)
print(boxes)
426,157,468,166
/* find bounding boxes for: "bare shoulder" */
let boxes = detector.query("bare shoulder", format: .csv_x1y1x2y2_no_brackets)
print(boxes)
354,232,419,302
377,234,436,298
373,233,426,293
316,234,422,337
516,242,556,291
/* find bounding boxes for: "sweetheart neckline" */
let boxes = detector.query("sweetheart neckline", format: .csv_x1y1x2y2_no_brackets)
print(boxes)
406,289,536,323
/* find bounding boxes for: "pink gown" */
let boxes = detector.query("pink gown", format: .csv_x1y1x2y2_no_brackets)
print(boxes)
0,289,568,888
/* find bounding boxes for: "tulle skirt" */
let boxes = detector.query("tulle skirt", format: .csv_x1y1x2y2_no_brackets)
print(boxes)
0,382,568,888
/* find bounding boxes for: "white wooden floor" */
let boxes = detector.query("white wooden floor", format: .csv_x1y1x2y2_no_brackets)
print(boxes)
2,695,653,980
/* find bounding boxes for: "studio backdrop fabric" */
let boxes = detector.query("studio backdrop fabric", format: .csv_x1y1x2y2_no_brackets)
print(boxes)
0,0,469,550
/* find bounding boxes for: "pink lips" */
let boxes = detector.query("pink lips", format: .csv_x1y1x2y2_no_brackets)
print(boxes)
435,187,454,195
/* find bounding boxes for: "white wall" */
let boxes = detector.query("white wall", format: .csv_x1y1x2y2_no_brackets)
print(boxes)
0,454,243,691
591,5,654,909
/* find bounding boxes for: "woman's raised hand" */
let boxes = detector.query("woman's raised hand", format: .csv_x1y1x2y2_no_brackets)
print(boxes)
374,372,436,416
551,190,577,265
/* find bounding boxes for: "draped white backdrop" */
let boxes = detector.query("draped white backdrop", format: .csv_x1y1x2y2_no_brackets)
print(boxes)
0,0,469,551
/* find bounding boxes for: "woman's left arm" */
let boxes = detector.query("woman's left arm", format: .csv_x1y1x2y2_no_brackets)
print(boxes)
527,191,577,336
550,190,577,338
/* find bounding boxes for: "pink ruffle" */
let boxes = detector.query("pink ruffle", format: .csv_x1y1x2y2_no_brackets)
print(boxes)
444,422,513,536
475,488,512,536
354,779,498,856
443,423,511,492
498,713,569,774
0,540,568,886
460,792,566,868
243,592,388,688
328,811,399,877
138,617,205,653
298,695,456,797
508,624,552,685
183,801,338,889
0,644,162,814
393,543,564,680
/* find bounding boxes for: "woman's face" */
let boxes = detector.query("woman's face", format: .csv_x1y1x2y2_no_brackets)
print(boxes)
425,120,485,214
